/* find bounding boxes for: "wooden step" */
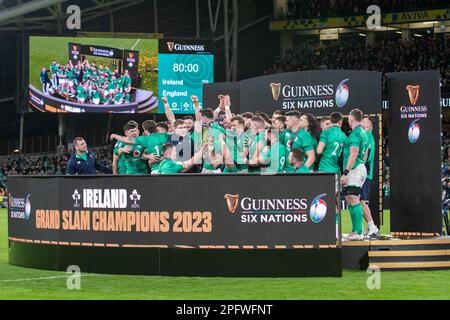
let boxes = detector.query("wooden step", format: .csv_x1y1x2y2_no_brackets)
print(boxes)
343,237,450,270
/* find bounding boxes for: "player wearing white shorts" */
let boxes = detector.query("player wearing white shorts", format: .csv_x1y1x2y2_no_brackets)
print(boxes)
340,108,368,241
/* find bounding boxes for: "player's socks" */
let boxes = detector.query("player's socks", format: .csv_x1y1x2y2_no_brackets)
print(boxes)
368,221,379,233
352,203,364,235
348,205,355,233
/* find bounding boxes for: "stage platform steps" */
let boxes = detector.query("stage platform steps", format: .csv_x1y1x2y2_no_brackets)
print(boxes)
342,237,450,271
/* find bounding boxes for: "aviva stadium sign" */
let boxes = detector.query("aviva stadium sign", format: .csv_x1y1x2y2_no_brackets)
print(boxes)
270,8,450,31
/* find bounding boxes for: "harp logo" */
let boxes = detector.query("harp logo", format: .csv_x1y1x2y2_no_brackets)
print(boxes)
167,42,175,52
406,85,420,105
270,83,282,101
224,194,240,214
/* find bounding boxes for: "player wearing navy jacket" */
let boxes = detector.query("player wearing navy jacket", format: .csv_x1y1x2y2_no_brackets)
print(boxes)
67,137,112,175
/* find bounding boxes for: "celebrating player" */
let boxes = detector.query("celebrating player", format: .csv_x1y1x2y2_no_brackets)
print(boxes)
317,112,347,238
341,108,369,241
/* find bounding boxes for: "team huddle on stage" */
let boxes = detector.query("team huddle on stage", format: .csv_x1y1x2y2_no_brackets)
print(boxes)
107,95,378,240
40,59,133,105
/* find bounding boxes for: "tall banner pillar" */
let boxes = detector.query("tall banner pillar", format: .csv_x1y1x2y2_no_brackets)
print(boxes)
387,70,442,236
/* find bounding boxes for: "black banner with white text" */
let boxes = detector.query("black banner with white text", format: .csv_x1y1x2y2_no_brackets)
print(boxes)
8,174,337,248
387,71,442,235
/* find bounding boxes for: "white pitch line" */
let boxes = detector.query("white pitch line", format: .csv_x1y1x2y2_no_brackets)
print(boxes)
0,274,103,283
131,39,142,50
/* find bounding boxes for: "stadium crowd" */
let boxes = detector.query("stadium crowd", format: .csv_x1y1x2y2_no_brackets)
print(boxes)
265,37,450,93
40,59,133,105
277,0,448,19
0,146,112,177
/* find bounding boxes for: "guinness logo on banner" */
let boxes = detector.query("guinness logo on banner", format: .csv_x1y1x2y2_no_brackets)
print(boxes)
270,83,282,101
224,194,240,214
406,84,420,105
167,42,175,52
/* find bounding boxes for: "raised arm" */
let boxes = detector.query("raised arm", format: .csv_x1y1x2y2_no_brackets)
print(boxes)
162,96,176,127
110,134,136,145
191,95,202,123
224,95,233,122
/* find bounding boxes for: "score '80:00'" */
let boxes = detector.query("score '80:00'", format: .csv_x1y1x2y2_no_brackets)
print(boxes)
172,63,199,73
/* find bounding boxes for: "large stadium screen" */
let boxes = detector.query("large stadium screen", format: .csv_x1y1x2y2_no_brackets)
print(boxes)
27,36,214,114
157,39,214,114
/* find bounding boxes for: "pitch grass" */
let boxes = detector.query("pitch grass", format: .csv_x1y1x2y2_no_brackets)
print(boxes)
29,36,158,97
0,208,450,300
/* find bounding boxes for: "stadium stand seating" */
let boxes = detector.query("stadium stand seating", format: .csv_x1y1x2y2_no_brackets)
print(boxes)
275,0,449,19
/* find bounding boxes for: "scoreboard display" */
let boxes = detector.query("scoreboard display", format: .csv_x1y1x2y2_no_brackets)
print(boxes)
27,36,214,114
158,39,214,114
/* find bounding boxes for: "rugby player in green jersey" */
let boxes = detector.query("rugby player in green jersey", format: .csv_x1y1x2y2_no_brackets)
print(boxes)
259,128,286,174
272,115,286,133
158,142,208,174
114,91,123,105
112,121,138,175
341,108,369,241
162,96,199,172
221,116,249,173
90,85,101,105
281,111,301,172
123,143,149,175
317,112,347,173
247,116,267,173
108,75,119,95
121,70,132,93
111,120,171,174
76,82,86,103
271,110,285,125
50,61,58,85
317,112,347,239
320,117,331,131
289,148,310,173
111,121,149,175
361,115,380,238
298,114,320,169
191,95,228,173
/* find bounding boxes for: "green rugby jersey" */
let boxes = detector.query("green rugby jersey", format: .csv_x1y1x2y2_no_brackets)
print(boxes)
318,126,347,173
294,164,311,173
76,86,85,99
158,159,184,174
365,129,376,180
123,144,149,175
283,129,317,172
260,141,286,173
113,141,127,174
248,131,266,173
343,125,368,171
135,133,171,172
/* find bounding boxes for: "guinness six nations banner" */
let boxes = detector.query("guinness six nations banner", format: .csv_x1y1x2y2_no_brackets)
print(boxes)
8,174,337,248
